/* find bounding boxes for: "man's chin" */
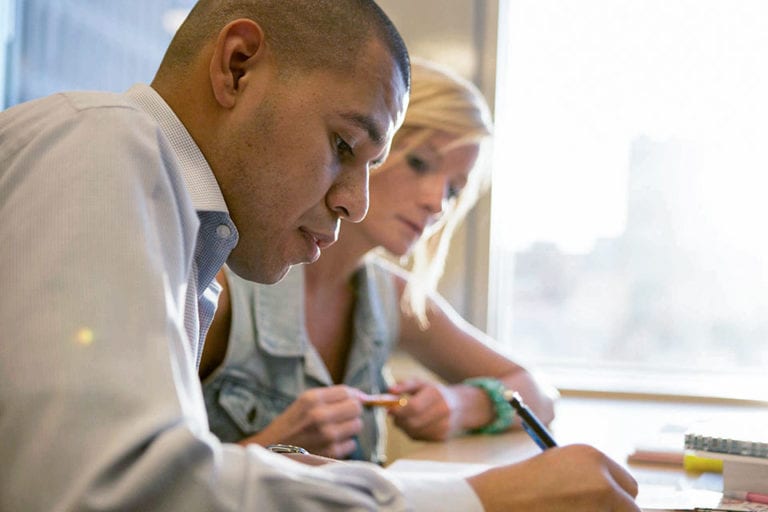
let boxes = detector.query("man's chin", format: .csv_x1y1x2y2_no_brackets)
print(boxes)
226,259,291,285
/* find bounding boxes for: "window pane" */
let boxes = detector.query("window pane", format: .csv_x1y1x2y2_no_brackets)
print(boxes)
489,0,768,399
5,0,194,106
0,1,9,108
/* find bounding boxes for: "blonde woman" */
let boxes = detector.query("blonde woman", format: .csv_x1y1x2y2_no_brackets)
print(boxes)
200,59,558,464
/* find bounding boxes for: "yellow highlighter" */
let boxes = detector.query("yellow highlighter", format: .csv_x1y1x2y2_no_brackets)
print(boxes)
683,451,723,473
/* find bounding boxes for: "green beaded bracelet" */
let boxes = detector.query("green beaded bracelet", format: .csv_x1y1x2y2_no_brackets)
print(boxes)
464,377,515,434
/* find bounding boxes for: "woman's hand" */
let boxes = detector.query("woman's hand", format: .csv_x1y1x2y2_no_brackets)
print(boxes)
387,378,465,441
238,385,364,459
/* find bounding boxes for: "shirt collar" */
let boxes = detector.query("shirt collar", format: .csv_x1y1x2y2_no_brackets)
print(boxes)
126,83,228,213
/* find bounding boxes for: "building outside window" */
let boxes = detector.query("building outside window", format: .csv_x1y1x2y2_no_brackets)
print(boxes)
489,0,768,400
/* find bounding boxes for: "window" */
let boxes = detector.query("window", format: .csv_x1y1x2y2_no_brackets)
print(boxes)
489,0,768,400
0,0,14,109
2,0,193,107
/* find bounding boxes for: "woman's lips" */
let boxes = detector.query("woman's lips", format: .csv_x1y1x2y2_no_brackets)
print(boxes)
399,216,424,237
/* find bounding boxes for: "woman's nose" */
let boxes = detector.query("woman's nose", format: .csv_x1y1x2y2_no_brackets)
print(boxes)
421,175,448,216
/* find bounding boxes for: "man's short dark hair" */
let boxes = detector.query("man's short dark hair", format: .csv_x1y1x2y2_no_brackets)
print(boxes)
160,0,410,91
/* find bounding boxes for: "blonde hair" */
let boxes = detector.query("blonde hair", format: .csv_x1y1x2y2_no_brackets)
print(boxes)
386,58,493,327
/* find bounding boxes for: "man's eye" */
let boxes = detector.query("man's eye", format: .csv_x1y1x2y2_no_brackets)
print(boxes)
336,135,354,158
406,154,428,173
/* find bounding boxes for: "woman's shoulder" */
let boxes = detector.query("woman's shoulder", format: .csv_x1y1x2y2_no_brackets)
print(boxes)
363,253,411,292
364,252,410,280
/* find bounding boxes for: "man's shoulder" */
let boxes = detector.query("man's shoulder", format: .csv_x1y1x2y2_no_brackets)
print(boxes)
1,90,152,139
3,90,143,117
59,89,138,113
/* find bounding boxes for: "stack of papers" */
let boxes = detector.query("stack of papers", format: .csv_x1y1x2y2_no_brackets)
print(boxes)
387,459,766,512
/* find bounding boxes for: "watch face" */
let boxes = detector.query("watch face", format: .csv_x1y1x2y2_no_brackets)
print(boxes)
266,444,309,455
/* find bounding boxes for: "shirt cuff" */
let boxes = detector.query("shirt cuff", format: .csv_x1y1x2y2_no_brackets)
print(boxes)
391,472,485,512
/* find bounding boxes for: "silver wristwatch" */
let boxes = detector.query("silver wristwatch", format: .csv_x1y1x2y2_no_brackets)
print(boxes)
266,444,309,455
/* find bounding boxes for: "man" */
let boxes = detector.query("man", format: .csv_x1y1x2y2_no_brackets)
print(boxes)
0,1,640,510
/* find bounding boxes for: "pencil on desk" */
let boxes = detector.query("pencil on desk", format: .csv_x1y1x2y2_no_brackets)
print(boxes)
627,449,723,473
724,491,768,505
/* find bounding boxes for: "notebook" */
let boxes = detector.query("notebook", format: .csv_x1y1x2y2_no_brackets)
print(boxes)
685,423,768,459
684,420,768,494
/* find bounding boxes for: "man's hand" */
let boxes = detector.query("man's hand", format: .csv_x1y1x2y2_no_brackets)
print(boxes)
467,444,640,512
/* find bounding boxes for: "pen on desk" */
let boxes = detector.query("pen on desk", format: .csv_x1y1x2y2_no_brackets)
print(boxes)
505,390,558,450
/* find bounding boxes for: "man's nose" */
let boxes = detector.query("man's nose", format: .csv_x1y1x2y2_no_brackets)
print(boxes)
328,165,370,223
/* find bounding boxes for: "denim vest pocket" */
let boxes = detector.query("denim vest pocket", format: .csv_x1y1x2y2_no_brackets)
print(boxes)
205,371,295,442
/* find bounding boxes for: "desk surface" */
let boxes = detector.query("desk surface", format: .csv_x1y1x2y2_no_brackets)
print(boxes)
389,394,768,508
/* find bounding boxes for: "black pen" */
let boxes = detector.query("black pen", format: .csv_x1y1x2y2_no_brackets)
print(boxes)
505,390,558,450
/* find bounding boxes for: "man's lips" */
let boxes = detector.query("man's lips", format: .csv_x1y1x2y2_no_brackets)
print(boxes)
300,228,336,249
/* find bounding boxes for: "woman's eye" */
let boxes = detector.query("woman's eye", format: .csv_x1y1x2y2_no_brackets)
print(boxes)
446,184,461,201
336,135,354,159
406,154,429,173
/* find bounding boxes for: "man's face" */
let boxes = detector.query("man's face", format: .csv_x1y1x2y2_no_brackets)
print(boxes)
215,40,408,283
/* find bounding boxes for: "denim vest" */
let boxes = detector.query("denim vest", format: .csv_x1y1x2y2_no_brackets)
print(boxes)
202,257,400,464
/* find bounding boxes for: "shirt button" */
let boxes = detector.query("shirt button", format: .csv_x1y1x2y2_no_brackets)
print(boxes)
216,224,232,238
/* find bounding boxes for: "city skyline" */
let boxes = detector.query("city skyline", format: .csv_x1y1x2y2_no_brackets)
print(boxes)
501,136,768,373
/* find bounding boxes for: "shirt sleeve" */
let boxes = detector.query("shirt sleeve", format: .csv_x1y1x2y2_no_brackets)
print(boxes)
0,95,486,512
388,470,486,511
216,445,485,511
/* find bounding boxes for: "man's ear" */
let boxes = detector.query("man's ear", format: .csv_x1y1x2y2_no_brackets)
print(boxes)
209,19,266,109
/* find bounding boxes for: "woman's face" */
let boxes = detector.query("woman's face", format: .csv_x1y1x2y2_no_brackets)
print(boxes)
355,130,480,256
